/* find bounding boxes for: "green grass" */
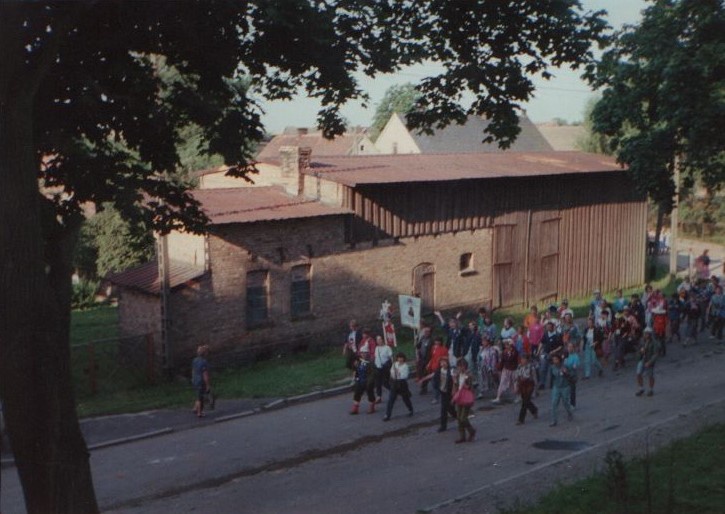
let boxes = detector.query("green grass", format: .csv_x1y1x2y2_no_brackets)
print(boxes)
70,304,119,345
506,423,725,514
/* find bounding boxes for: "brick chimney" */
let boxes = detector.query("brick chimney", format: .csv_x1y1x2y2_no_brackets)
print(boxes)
279,146,312,197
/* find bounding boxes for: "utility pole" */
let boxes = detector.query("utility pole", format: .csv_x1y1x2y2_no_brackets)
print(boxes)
158,233,171,372
669,157,680,276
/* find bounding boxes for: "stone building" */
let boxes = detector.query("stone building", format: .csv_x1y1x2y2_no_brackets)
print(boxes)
110,149,647,369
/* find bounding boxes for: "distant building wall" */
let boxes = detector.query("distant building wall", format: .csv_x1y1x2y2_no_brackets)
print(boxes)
166,231,206,269
374,113,421,155
198,163,289,191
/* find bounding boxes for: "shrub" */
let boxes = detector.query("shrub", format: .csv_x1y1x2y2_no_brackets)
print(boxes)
72,279,100,310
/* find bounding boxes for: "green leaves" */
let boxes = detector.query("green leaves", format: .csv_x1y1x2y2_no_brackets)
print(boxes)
369,83,421,141
6,0,609,234
587,0,725,209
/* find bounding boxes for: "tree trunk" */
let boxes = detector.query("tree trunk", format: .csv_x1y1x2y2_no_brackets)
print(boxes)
0,70,99,514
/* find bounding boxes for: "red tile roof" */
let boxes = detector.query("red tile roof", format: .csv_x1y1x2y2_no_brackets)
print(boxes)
256,131,366,161
304,151,624,186
108,260,205,295
191,186,350,225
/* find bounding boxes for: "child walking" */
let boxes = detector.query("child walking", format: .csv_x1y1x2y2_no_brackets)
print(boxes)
191,345,211,419
549,354,574,427
514,354,538,425
563,342,580,408
350,351,376,414
477,335,499,398
420,357,457,432
453,360,476,443
384,352,414,420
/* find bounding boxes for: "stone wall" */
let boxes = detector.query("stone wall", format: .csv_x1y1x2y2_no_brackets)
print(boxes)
118,288,161,339
165,215,493,363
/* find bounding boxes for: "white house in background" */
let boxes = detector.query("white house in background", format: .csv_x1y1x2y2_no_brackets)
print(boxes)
374,112,554,154
197,127,379,190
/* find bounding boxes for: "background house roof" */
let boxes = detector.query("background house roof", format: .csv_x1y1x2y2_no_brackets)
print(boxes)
304,151,624,186
409,114,553,154
536,124,587,151
108,259,205,295
256,130,372,161
191,186,350,224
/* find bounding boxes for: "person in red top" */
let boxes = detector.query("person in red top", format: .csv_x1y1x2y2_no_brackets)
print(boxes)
358,328,377,357
423,338,449,404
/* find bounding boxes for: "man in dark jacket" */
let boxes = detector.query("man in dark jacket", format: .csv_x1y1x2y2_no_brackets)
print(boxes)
538,320,563,389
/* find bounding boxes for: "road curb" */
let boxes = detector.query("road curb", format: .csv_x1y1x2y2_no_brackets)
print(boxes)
1,427,175,469
214,410,258,423
88,427,175,451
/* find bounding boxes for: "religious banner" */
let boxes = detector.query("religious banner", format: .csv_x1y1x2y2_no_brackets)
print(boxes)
398,294,421,329
379,299,398,347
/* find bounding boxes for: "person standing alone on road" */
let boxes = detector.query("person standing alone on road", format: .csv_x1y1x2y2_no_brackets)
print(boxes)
192,345,211,419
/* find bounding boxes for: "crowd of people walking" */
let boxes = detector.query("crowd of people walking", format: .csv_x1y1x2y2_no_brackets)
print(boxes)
341,273,724,442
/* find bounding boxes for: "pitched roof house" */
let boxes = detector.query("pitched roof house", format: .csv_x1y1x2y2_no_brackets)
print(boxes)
374,113,553,154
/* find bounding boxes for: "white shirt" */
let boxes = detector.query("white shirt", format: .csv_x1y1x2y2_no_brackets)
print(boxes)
390,361,410,380
374,345,393,368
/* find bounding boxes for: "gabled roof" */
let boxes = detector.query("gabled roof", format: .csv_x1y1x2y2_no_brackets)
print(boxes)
256,131,371,161
304,151,623,186
108,259,205,295
536,124,587,151
410,114,554,154
191,186,350,225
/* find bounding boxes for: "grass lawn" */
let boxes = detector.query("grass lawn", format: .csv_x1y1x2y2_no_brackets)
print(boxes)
506,423,725,514
70,304,119,345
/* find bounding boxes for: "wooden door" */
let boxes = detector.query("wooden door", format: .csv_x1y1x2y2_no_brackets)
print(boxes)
526,210,560,305
492,212,528,308
412,263,435,314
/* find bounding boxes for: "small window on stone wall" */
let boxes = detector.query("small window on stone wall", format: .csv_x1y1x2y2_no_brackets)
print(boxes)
246,270,269,326
460,253,474,274
290,264,311,318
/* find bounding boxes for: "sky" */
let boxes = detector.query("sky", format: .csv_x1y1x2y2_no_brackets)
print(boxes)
259,0,647,134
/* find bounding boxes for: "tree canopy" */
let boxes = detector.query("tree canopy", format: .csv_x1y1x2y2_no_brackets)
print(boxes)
0,2,607,512
586,0,725,209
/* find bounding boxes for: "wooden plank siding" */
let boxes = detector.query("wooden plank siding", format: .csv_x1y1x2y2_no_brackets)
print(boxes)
342,172,647,303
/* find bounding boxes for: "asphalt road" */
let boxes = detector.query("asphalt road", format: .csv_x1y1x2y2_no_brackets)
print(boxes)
3,329,725,514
